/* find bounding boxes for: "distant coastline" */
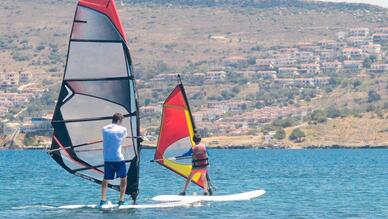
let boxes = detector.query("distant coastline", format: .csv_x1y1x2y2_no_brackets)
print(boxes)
317,0,388,8
2,145,387,150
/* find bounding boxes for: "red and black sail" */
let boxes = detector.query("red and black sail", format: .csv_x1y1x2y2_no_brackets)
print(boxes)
49,0,141,202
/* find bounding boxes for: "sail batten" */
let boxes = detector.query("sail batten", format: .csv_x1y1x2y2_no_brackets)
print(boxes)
154,81,205,188
50,0,141,202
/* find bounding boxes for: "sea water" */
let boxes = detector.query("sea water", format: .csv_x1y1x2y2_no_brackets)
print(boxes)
0,149,387,219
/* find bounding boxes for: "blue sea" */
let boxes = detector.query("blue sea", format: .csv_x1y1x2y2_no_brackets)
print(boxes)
0,149,387,219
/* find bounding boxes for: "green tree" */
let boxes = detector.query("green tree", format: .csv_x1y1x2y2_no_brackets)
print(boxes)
231,86,240,94
368,90,381,103
326,106,341,118
248,57,256,65
366,104,376,112
352,80,362,89
221,90,232,100
311,109,327,123
254,101,264,109
272,117,294,128
274,128,286,140
329,77,342,87
289,128,306,142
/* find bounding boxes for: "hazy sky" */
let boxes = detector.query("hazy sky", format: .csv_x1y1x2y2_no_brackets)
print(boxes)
318,0,388,8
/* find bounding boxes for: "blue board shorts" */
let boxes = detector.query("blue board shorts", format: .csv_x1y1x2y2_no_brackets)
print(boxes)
104,161,127,180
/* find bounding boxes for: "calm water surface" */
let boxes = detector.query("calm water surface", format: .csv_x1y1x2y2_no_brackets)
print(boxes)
0,149,387,219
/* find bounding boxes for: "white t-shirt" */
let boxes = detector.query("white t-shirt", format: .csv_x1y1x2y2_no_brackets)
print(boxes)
102,124,127,162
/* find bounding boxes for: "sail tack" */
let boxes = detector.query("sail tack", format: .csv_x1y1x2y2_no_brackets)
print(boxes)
154,82,205,188
49,0,141,202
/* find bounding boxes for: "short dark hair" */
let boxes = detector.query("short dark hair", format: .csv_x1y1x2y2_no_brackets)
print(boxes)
112,113,124,124
193,134,201,144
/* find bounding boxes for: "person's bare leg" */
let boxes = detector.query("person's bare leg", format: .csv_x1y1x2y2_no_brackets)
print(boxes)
182,172,194,193
119,177,127,202
202,173,209,193
101,179,109,201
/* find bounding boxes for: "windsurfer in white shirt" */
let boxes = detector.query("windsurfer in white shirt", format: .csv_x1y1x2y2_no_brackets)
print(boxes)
100,113,129,207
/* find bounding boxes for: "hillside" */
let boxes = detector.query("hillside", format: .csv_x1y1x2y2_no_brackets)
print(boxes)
0,0,388,148
1,0,387,74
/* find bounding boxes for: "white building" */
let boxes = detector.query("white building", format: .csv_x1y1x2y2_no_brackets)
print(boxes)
299,63,320,75
370,64,388,73
20,116,52,133
257,71,277,79
255,59,275,70
273,55,297,68
296,51,320,64
318,39,337,49
205,70,226,81
321,61,342,73
347,36,371,47
317,49,337,62
373,33,388,44
191,72,205,80
374,27,388,34
0,80,17,89
19,72,30,84
349,28,369,37
343,60,363,71
361,44,381,57
337,31,347,41
278,67,298,78
313,77,331,86
342,48,363,60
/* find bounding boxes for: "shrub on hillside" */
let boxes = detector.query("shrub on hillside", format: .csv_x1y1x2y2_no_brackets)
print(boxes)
289,128,305,142
310,109,327,123
368,90,381,103
274,128,286,140
272,117,295,128
35,44,45,51
353,79,362,89
326,106,341,118
366,104,376,112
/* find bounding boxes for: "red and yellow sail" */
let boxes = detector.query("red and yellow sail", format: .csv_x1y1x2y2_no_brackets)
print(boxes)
154,83,205,188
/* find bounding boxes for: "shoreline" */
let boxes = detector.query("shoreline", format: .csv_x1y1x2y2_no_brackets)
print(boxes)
1,145,387,150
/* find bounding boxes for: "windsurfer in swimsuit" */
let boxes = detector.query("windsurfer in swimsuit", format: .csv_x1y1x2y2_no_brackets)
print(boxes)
179,134,212,196
100,113,129,206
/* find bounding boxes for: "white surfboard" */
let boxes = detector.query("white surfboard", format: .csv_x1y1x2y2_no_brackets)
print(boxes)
152,189,265,202
57,200,200,209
